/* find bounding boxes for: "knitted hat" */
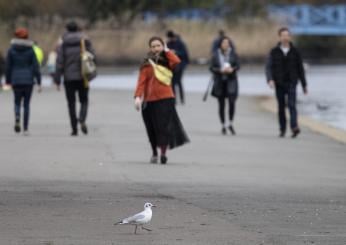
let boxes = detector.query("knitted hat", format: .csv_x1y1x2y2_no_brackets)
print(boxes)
14,28,29,39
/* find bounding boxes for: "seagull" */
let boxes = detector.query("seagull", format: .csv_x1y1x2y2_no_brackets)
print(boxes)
316,102,329,111
114,202,156,234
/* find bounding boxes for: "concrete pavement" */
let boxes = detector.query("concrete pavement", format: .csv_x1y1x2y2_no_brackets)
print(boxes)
0,88,345,245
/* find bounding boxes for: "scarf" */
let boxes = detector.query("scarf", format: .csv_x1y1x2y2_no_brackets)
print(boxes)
217,48,232,80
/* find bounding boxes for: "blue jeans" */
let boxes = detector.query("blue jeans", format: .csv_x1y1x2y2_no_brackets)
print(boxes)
13,85,33,130
275,84,298,133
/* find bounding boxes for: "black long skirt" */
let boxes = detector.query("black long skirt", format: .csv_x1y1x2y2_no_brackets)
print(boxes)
142,98,190,149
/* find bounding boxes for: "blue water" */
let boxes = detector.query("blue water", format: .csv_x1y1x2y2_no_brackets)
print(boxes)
42,65,346,131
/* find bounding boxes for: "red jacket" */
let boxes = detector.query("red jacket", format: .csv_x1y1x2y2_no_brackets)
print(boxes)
134,51,180,102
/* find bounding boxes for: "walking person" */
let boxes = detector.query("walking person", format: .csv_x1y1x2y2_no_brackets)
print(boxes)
210,36,240,135
47,49,57,85
46,40,61,85
134,36,190,164
0,51,5,89
166,31,189,105
5,28,42,135
265,27,308,138
55,21,96,136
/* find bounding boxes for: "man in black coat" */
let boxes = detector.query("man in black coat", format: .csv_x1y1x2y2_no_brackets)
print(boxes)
166,30,189,104
266,27,308,138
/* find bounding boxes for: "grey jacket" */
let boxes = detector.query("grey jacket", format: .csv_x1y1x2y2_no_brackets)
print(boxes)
55,32,95,84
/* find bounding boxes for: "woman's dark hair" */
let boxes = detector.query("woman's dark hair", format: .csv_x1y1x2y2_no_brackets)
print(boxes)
148,36,164,47
66,21,79,32
141,36,168,68
166,30,175,39
218,36,232,49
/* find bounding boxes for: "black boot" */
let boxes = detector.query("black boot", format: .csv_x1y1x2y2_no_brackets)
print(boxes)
80,122,88,135
14,120,21,133
71,129,78,136
160,155,168,164
291,128,301,138
279,131,286,138
228,125,236,135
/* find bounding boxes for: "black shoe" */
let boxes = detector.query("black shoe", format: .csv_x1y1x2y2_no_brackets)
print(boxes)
80,122,88,135
221,127,227,135
14,122,21,133
279,131,286,138
291,128,301,138
160,155,168,164
71,131,78,136
228,125,236,135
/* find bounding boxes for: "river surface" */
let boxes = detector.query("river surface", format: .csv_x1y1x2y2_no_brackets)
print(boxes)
41,65,346,131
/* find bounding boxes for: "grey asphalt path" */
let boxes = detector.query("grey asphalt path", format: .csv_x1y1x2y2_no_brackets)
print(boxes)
0,88,345,245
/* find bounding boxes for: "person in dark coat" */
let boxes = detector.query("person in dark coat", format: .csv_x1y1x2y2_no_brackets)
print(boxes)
5,28,42,135
210,36,240,135
55,21,96,136
166,30,189,104
266,27,308,138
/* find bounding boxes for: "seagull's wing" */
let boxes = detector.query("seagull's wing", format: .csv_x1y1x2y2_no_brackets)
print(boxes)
125,213,146,223
117,209,147,224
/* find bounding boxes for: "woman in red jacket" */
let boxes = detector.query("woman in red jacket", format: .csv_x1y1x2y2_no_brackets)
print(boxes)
134,36,189,164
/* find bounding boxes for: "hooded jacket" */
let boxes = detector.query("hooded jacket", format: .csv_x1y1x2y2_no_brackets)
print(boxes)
6,39,41,86
55,31,95,84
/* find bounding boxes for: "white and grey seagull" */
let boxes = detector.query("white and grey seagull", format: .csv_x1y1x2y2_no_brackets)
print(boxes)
114,202,156,234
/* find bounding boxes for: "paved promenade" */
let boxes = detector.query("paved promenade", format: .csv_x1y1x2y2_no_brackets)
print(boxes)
0,88,345,245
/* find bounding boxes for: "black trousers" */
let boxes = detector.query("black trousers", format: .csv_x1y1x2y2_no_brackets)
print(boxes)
13,85,33,130
217,96,236,124
172,65,185,104
64,80,89,132
275,84,298,132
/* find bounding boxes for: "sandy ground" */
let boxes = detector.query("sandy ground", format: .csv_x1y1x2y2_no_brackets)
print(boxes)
0,88,345,245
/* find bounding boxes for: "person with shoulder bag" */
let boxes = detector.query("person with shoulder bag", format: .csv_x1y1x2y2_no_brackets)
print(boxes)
55,21,96,136
134,36,190,164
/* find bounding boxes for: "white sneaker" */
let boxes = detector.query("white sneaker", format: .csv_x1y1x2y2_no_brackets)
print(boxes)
23,130,30,136
150,156,158,164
